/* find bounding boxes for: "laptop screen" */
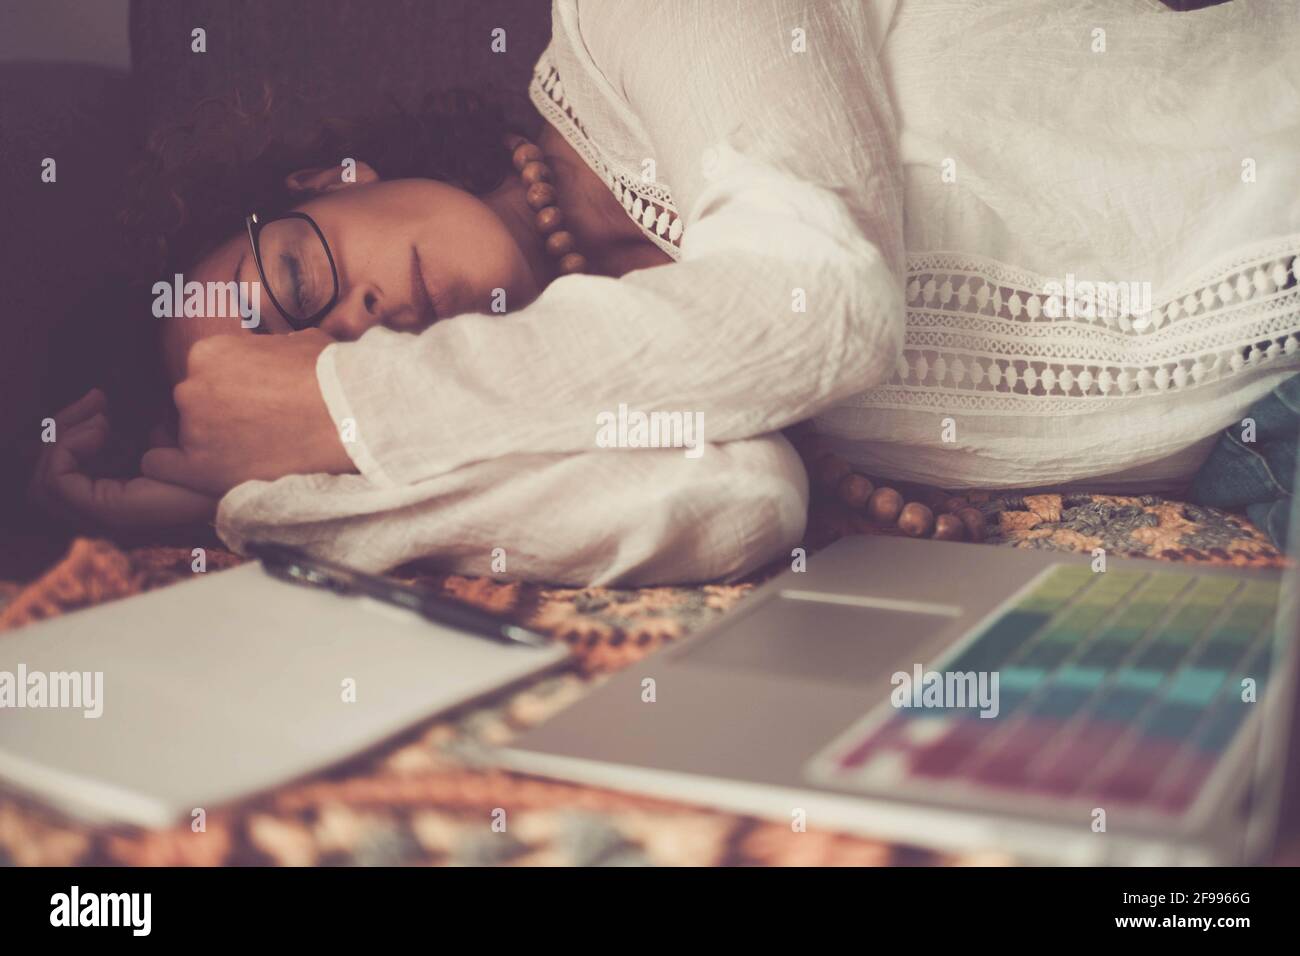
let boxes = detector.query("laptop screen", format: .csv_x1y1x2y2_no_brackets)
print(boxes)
797,427,1300,863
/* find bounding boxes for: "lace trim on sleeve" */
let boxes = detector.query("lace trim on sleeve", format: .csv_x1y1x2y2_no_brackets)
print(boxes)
847,241,1300,414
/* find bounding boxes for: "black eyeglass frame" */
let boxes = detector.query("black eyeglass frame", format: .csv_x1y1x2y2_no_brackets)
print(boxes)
245,211,340,330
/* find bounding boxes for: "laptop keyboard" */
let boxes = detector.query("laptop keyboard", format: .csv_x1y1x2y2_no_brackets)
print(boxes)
805,564,1279,815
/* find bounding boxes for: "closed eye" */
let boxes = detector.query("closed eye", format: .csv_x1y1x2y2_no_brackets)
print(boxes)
236,251,271,335
281,252,307,315
410,246,439,327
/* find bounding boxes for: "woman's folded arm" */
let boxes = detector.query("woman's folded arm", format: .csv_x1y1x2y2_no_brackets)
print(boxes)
321,0,903,487
321,172,902,486
216,432,808,586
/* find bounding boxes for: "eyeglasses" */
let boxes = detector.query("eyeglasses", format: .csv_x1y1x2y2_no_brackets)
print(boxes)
245,211,340,330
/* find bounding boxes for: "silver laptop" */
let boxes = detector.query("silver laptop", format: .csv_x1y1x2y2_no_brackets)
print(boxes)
502,492,1299,865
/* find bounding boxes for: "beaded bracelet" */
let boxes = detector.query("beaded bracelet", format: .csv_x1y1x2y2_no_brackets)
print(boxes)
813,451,987,542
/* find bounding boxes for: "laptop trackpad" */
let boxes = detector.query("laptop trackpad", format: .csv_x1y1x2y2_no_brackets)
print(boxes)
679,593,959,685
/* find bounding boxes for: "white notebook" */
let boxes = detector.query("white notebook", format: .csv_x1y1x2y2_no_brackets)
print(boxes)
0,563,568,827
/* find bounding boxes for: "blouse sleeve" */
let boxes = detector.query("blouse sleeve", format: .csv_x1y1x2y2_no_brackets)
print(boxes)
317,0,904,487
215,432,808,586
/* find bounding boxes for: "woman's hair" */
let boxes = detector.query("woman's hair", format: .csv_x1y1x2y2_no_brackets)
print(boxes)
120,84,528,283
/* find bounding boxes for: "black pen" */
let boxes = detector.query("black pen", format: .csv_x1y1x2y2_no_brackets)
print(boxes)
246,541,554,650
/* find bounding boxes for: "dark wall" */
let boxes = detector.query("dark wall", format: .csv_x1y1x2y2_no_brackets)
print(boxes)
0,0,130,69
131,0,551,141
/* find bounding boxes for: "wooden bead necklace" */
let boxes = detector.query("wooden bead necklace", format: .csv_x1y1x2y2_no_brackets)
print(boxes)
811,450,987,543
506,133,588,277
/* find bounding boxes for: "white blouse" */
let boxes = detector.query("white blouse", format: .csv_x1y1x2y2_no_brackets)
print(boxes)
821,0,1300,490
217,0,1300,583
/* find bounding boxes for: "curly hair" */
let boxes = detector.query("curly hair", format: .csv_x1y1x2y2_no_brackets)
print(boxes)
119,84,529,285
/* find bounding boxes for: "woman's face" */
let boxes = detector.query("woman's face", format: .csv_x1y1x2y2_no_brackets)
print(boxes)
185,170,537,340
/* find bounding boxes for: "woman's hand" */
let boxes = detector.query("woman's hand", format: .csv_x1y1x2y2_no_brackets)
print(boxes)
142,329,355,496
28,389,217,531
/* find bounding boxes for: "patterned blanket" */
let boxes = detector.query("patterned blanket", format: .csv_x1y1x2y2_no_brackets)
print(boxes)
0,491,1285,866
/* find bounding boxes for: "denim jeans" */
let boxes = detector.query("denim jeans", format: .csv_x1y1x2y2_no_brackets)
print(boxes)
1189,374,1300,549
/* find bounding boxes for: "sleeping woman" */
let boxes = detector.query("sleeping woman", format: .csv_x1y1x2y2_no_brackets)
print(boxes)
31,0,1300,584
